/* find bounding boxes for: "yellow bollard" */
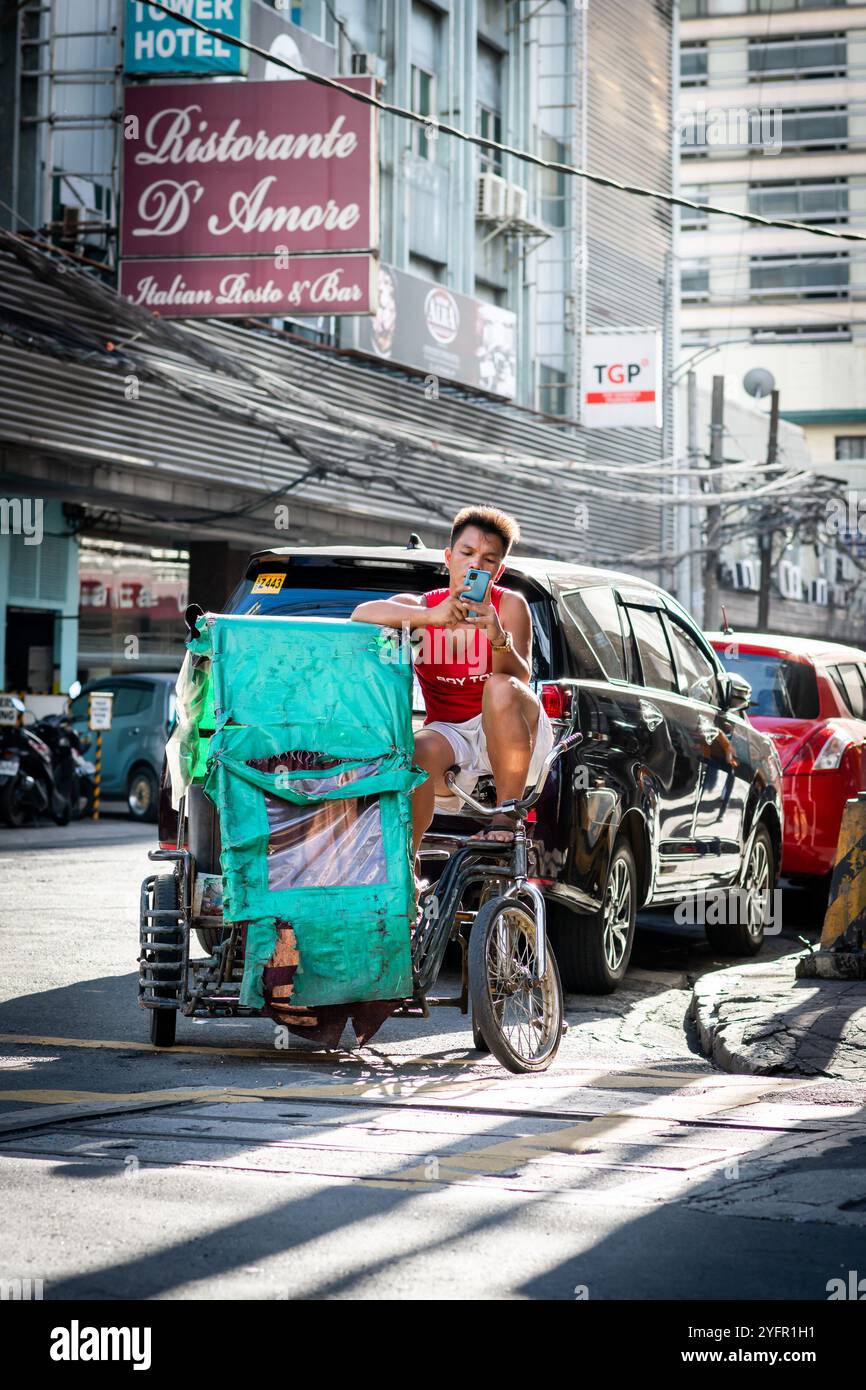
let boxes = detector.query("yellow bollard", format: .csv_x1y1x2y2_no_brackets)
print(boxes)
820,792,866,952
92,730,102,822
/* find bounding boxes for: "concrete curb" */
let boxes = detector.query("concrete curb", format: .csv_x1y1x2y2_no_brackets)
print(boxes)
690,951,866,1080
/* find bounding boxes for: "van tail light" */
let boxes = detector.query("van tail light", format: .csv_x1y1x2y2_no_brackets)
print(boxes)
783,723,853,774
540,683,572,721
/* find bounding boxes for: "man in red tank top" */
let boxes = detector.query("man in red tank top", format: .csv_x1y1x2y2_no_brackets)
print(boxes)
351,506,554,862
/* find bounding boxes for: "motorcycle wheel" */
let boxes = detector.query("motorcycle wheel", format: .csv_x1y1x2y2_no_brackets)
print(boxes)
0,777,30,828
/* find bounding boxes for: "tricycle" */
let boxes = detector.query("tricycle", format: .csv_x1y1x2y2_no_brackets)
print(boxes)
139,611,576,1074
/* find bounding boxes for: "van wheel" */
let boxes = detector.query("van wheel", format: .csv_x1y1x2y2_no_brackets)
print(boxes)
705,823,774,957
128,767,158,822
550,841,637,995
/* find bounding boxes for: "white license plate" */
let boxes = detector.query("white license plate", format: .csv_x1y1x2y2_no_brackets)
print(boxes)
0,760,19,777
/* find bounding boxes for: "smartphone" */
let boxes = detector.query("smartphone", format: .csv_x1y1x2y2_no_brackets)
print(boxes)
461,568,492,604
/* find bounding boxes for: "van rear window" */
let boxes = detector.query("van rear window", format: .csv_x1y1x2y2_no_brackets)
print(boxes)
226,569,558,686
228,580,382,618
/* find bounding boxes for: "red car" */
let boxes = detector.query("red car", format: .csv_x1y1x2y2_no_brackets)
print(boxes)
710,633,866,905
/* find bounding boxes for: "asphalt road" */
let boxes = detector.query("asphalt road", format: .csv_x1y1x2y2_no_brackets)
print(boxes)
1,817,864,1301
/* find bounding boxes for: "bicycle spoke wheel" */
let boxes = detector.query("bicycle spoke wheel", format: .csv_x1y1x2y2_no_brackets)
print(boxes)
468,895,563,1074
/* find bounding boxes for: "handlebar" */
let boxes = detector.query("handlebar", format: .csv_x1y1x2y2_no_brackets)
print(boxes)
444,728,583,821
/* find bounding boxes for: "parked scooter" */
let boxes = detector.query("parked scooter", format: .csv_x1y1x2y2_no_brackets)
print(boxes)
0,699,93,827
32,712,95,822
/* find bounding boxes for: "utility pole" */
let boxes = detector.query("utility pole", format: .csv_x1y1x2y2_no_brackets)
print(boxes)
686,370,704,621
703,374,724,630
757,388,780,631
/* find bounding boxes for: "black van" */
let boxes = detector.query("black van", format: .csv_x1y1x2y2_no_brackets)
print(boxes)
161,544,783,994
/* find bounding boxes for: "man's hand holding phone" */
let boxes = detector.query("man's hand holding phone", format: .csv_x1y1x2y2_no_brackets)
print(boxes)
461,596,505,644
424,594,471,630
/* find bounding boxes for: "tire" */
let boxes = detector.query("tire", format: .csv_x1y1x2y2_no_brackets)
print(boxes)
0,776,29,828
705,822,775,957
128,766,159,822
468,895,563,1074
471,1012,490,1052
145,874,183,1047
550,841,637,995
150,1005,177,1048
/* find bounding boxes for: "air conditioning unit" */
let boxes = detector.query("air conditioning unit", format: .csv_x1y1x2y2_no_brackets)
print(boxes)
476,172,508,221
778,560,803,601
733,560,759,592
809,578,829,606
351,52,381,76
505,182,529,222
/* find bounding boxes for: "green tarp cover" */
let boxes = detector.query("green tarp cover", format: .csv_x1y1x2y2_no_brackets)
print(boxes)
188,614,424,1009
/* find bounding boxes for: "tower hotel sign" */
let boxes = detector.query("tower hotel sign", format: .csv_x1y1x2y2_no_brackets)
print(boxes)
120,77,379,316
125,1,250,76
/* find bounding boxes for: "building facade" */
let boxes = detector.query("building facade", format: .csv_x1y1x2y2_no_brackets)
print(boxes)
678,0,866,637
0,0,677,690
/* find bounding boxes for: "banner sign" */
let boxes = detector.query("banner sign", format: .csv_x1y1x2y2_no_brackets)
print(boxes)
121,77,378,259
88,692,114,732
582,330,663,429
124,1,250,76
119,253,377,317
349,264,517,400
246,0,337,81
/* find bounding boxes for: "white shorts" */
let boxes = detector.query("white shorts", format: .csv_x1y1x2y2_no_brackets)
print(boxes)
424,702,556,802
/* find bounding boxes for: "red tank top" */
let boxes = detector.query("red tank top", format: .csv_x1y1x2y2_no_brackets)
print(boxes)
415,585,506,725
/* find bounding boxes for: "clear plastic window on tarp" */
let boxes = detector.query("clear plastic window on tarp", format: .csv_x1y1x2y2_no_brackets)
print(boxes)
255,753,389,891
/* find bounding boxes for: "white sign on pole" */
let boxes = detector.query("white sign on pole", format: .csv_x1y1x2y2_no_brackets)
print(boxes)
0,695,18,727
88,692,114,732
583,330,663,429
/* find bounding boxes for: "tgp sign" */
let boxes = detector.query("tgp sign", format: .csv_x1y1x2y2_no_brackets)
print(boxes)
121,77,378,258
125,1,250,76
583,330,662,429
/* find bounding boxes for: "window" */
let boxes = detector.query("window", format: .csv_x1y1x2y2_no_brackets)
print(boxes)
748,0,846,12
540,134,567,228
748,34,846,82
288,1,338,45
477,42,503,175
829,664,866,720
776,108,847,152
751,323,851,344
561,588,628,682
716,652,819,720
681,44,708,87
749,179,848,227
538,364,568,417
680,189,709,232
411,64,437,160
85,683,153,718
664,616,719,706
680,0,708,15
749,254,849,299
836,437,866,462
478,103,503,175
682,263,710,302
625,607,676,693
